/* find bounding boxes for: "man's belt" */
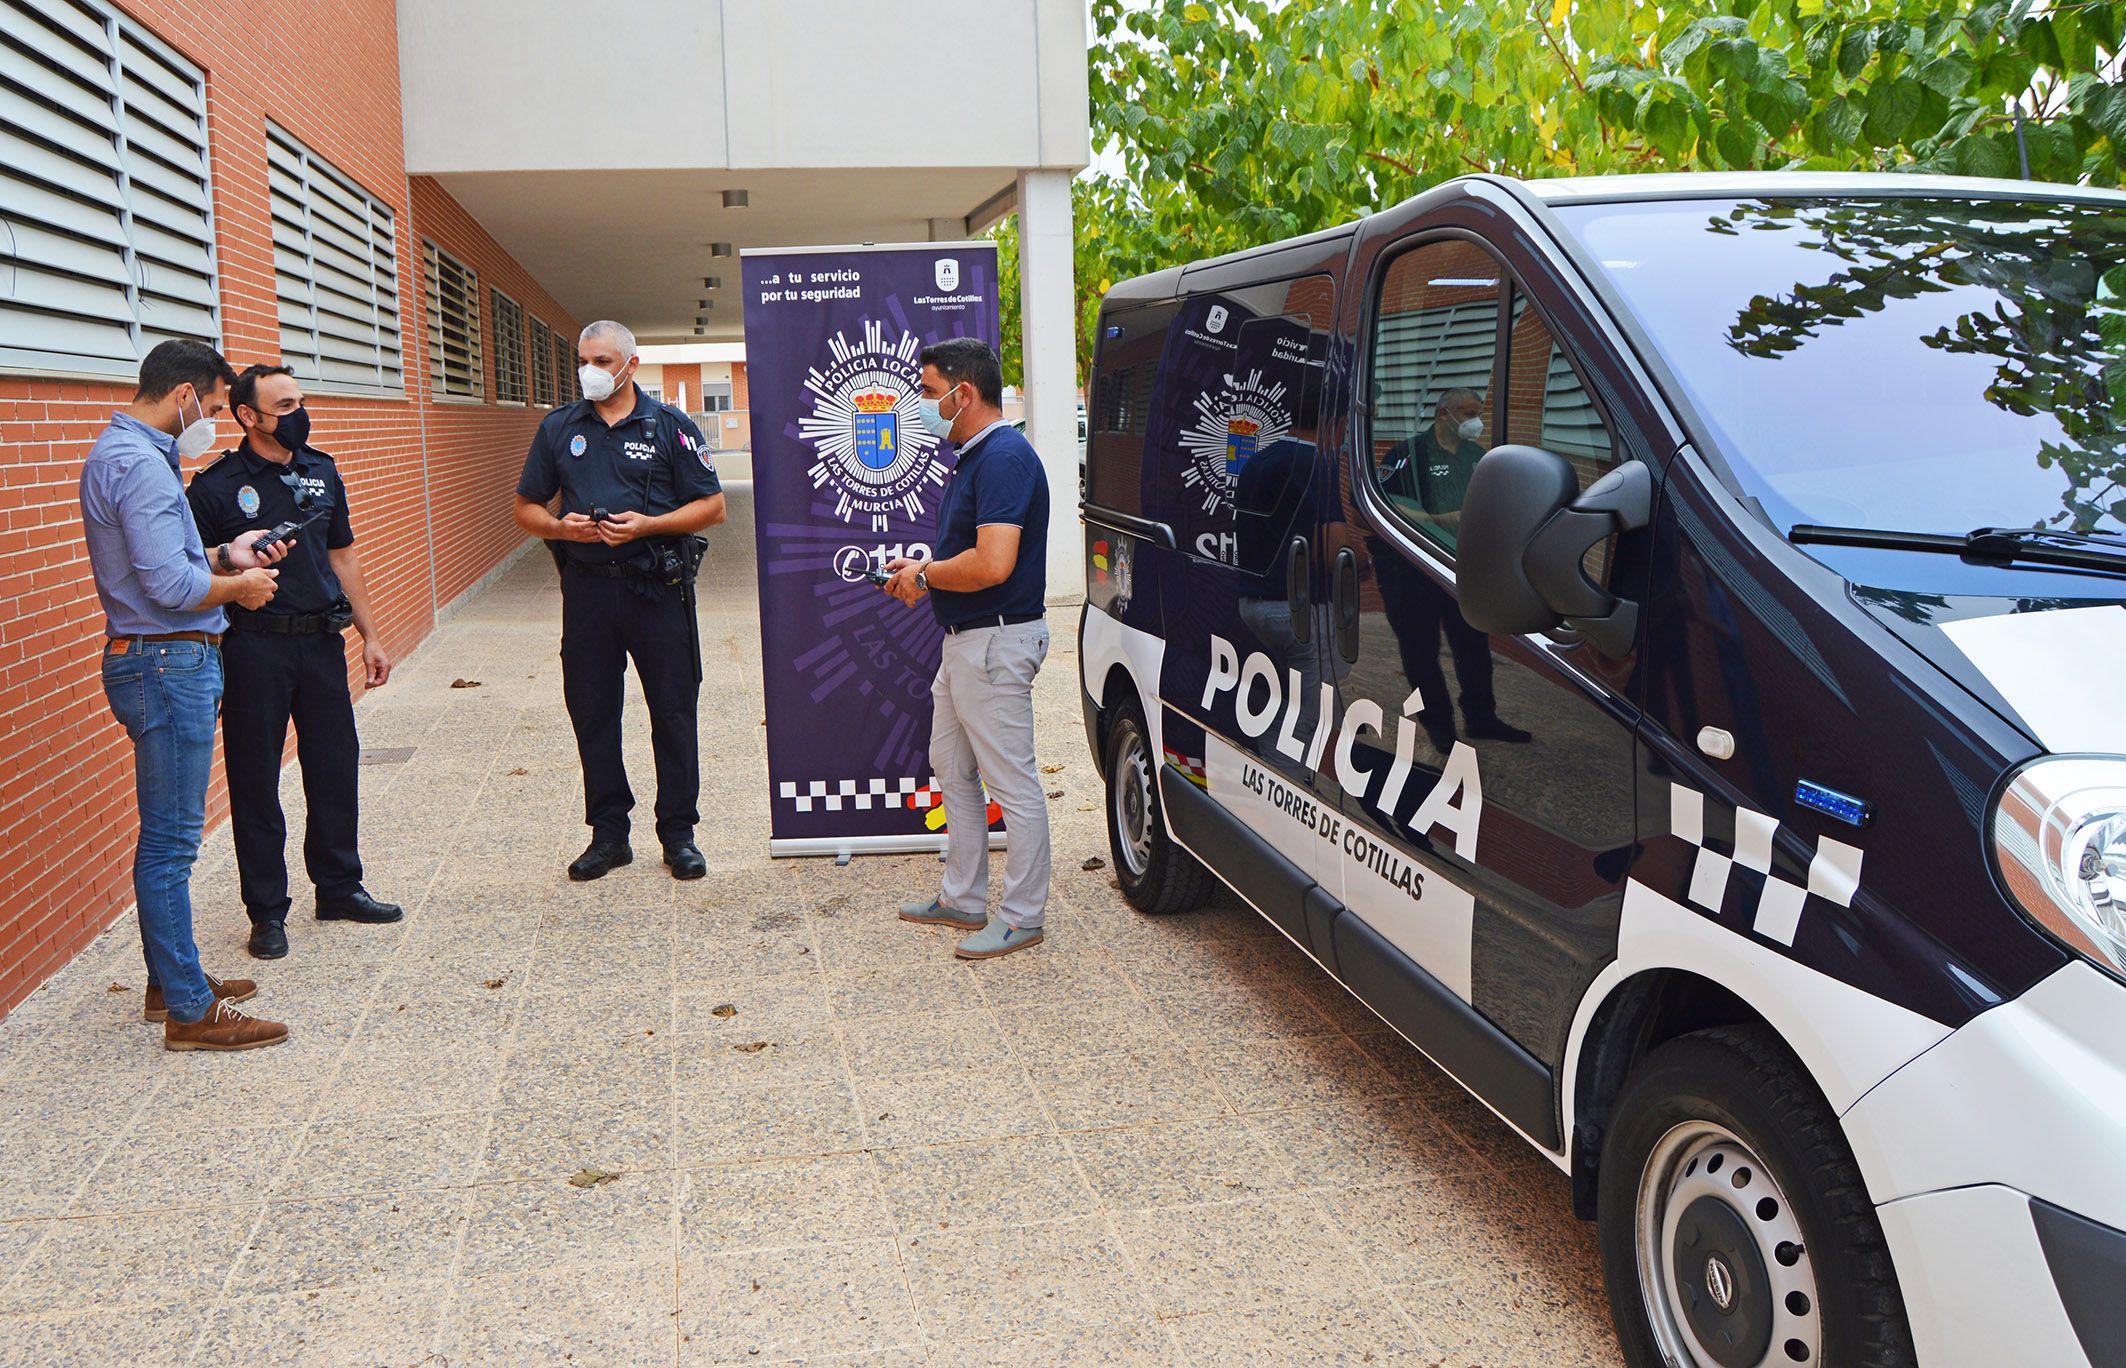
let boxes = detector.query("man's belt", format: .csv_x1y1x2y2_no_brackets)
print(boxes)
105,630,222,655
227,611,347,636
943,612,1044,635
567,560,642,580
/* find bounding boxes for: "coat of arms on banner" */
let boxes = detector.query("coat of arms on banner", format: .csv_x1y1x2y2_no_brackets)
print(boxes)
934,258,960,292
797,320,950,531
1179,369,1293,515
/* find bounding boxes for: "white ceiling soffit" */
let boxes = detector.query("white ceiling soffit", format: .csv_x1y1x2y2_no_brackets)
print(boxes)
434,167,1019,343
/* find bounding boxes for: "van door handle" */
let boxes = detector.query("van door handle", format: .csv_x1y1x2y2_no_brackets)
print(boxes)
1286,535,1311,645
1334,546,1360,663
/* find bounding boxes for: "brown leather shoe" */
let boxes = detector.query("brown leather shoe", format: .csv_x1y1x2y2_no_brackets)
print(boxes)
143,975,258,1023
163,998,288,1052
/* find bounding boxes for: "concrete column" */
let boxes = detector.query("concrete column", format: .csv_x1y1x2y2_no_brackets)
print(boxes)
1015,167,1080,602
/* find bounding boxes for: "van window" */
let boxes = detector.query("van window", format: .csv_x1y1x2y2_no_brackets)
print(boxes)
1086,300,1174,517
1145,277,1330,571
1505,290,1620,583
1504,293,1616,480
1365,239,1505,557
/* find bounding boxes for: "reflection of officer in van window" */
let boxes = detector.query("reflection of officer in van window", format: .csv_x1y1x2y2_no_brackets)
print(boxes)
1235,384,1324,751
1379,387,1487,548
1371,387,1530,752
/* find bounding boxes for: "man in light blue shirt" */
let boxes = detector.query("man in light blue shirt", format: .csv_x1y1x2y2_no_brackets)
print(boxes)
81,339,291,1052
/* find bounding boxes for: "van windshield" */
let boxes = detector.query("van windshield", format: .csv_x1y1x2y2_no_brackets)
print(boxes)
1556,196,2126,542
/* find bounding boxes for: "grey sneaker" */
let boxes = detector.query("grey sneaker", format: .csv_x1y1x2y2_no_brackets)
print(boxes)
899,897,985,930
955,919,1045,959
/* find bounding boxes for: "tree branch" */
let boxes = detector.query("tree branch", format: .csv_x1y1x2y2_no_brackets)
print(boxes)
1363,150,1419,178
1541,22,1590,97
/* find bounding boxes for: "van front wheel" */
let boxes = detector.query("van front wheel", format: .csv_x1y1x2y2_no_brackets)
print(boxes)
1103,702,1208,915
1597,1026,1914,1368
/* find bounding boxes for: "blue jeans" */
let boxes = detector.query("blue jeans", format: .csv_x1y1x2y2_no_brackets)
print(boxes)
101,640,221,1024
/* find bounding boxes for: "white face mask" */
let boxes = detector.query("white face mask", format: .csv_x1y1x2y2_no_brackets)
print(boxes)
579,361,629,403
175,387,217,459
1456,415,1484,444
916,383,962,441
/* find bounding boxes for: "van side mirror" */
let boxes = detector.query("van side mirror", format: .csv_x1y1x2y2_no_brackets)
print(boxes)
1458,446,1652,656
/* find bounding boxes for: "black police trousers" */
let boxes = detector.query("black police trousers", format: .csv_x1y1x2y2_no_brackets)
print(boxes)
220,629,364,922
560,564,700,845
1373,549,1498,725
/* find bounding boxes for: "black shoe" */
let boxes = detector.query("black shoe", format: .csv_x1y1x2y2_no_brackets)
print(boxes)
662,842,706,880
1464,715,1532,743
315,888,404,923
569,841,633,881
1421,716,1458,753
248,920,288,960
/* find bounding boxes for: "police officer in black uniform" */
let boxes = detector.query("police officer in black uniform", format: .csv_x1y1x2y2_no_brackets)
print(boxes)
513,320,725,882
187,363,403,960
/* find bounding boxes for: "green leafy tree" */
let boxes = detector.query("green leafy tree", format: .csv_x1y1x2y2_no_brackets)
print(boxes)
1056,0,2126,374
990,214,1023,388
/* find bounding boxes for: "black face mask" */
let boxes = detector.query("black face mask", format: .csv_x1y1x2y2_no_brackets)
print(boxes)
260,406,310,452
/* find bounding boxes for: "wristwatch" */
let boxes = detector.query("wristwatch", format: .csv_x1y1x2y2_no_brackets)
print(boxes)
215,542,235,573
914,569,928,592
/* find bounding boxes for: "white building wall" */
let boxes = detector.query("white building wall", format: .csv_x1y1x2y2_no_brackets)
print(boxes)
400,0,1088,176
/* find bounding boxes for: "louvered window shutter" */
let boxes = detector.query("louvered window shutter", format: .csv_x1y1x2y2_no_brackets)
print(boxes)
0,0,218,377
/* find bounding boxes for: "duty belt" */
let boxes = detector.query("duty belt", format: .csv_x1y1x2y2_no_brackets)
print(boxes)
569,561,645,580
227,611,347,635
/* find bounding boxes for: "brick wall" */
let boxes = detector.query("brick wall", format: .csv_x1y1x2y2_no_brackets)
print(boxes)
659,363,702,412
405,178,580,608
0,0,578,1017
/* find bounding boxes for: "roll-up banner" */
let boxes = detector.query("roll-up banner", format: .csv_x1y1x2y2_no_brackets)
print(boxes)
741,242,1004,857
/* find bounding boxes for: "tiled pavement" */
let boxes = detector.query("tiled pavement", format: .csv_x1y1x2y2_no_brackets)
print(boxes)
0,488,1621,1365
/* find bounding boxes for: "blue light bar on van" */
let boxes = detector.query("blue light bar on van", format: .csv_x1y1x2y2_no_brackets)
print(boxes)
1796,779,1872,827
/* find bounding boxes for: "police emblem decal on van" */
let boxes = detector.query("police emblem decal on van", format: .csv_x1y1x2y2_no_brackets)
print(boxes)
1178,372,1294,517
1669,782,1864,946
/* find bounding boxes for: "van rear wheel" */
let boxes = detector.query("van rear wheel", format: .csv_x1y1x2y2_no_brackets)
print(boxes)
1103,702,1208,915
1597,1026,1914,1368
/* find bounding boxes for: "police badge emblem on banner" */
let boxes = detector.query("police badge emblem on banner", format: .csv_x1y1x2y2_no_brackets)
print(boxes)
740,242,1003,857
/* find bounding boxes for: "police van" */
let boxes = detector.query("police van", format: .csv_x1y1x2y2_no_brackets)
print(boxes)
1077,172,2126,1368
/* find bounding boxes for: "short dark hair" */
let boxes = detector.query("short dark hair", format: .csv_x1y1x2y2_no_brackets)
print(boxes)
919,336,1003,407
136,338,236,401
231,363,297,421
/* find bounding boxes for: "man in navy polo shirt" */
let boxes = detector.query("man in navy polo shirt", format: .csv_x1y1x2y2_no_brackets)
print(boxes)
881,337,1051,959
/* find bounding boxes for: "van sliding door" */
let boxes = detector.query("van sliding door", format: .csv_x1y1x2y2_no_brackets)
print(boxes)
1147,274,1339,941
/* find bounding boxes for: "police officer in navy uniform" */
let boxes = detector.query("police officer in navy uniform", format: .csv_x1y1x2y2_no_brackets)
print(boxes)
513,320,726,882
187,363,403,960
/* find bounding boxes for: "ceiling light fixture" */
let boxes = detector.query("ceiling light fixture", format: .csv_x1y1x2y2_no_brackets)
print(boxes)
721,189,750,209
709,242,734,257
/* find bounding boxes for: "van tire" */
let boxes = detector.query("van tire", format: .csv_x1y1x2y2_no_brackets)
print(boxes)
1597,1025,1914,1368
1102,702,1209,915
